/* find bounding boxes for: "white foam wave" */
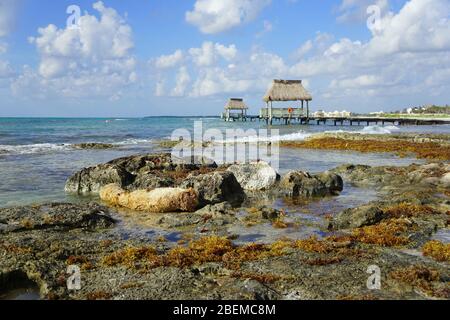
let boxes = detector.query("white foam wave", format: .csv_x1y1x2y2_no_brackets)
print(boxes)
217,131,312,144
116,138,153,145
0,143,69,155
216,125,400,144
360,125,400,134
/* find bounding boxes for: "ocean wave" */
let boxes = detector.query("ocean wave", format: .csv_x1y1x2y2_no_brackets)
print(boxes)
360,125,400,134
0,143,69,155
323,125,400,135
115,138,153,145
217,131,312,144
216,125,400,144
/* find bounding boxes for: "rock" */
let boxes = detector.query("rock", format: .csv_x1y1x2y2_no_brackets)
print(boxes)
110,154,174,174
65,163,134,194
440,172,450,187
0,203,115,233
226,162,279,191
65,153,217,195
257,206,282,220
422,177,441,186
280,171,343,197
157,213,203,228
128,173,175,191
180,171,245,206
172,155,217,168
329,204,384,230
195,202,235,218
315,171,344,194
100,184,199,213
72,143,115,150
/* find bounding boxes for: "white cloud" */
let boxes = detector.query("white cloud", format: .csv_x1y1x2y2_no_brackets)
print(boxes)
155,50,184,69
189,42,237,67
0,0,19,37
337,0,389,24
0,59,13,78
0,0,19,84
215,43,238,61
171,66,191,97
14,1,136,100
367,0,450,55
155,80,165,96
256,20,273,38
330,75,382,89
293,32,334,59
186,0,271,34
289,0,450,104
162,46,287,98
155,0,450,111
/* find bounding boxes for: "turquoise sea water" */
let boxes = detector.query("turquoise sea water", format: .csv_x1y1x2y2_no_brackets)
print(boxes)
0,117,449,207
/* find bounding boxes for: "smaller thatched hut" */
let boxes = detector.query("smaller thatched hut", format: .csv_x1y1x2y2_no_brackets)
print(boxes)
263,80,312,122
223,98,248,121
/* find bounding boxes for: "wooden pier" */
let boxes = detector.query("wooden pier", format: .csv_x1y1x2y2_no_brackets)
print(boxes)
221,80,450,126
223,114,450,126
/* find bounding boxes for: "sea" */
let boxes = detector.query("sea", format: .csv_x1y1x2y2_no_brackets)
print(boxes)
1,117,450,208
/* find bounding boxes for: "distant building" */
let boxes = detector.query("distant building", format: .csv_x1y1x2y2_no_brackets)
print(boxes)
261,80,313,122
222,98,248,121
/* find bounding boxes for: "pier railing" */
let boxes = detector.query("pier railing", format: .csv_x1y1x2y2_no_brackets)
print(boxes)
221,112,450,126
260,108,306,118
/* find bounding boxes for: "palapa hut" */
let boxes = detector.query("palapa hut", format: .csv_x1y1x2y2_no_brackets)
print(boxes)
223,98,248,121
263,80,312,123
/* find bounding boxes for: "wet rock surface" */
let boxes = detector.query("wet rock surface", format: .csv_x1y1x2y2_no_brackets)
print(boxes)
71,143,116,150
65,153,218,195
0,203,115,234
330,204,384,230
180,171,245,207
279,171,343,197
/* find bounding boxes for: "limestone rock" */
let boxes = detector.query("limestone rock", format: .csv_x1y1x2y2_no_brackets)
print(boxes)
227,162,279,191
100,184,199,213
329,204,384,230
181,171,245,206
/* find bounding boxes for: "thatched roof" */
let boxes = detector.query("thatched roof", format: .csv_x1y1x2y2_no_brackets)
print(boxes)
225,98,248,110
263,80,312,102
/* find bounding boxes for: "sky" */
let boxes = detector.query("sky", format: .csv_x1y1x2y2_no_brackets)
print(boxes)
0,0,449,117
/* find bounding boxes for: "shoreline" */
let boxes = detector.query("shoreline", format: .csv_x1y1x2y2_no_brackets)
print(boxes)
1,133,449,300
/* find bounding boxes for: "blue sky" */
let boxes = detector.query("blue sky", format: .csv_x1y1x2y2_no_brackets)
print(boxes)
0,0,449,117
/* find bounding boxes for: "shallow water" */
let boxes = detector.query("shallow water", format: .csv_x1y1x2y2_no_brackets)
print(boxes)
0,117,447,207
230,184,379,244
0,287,40,300
432,228,450,244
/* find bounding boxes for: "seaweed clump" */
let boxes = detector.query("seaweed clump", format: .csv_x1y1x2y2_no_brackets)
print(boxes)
101,236,350,272
389,265,448,298
351,218,412,247
422,240,450,262
383,203,438,218
281,137,450,161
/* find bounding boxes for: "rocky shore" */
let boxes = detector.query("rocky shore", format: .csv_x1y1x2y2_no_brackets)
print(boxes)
1,143,449,300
